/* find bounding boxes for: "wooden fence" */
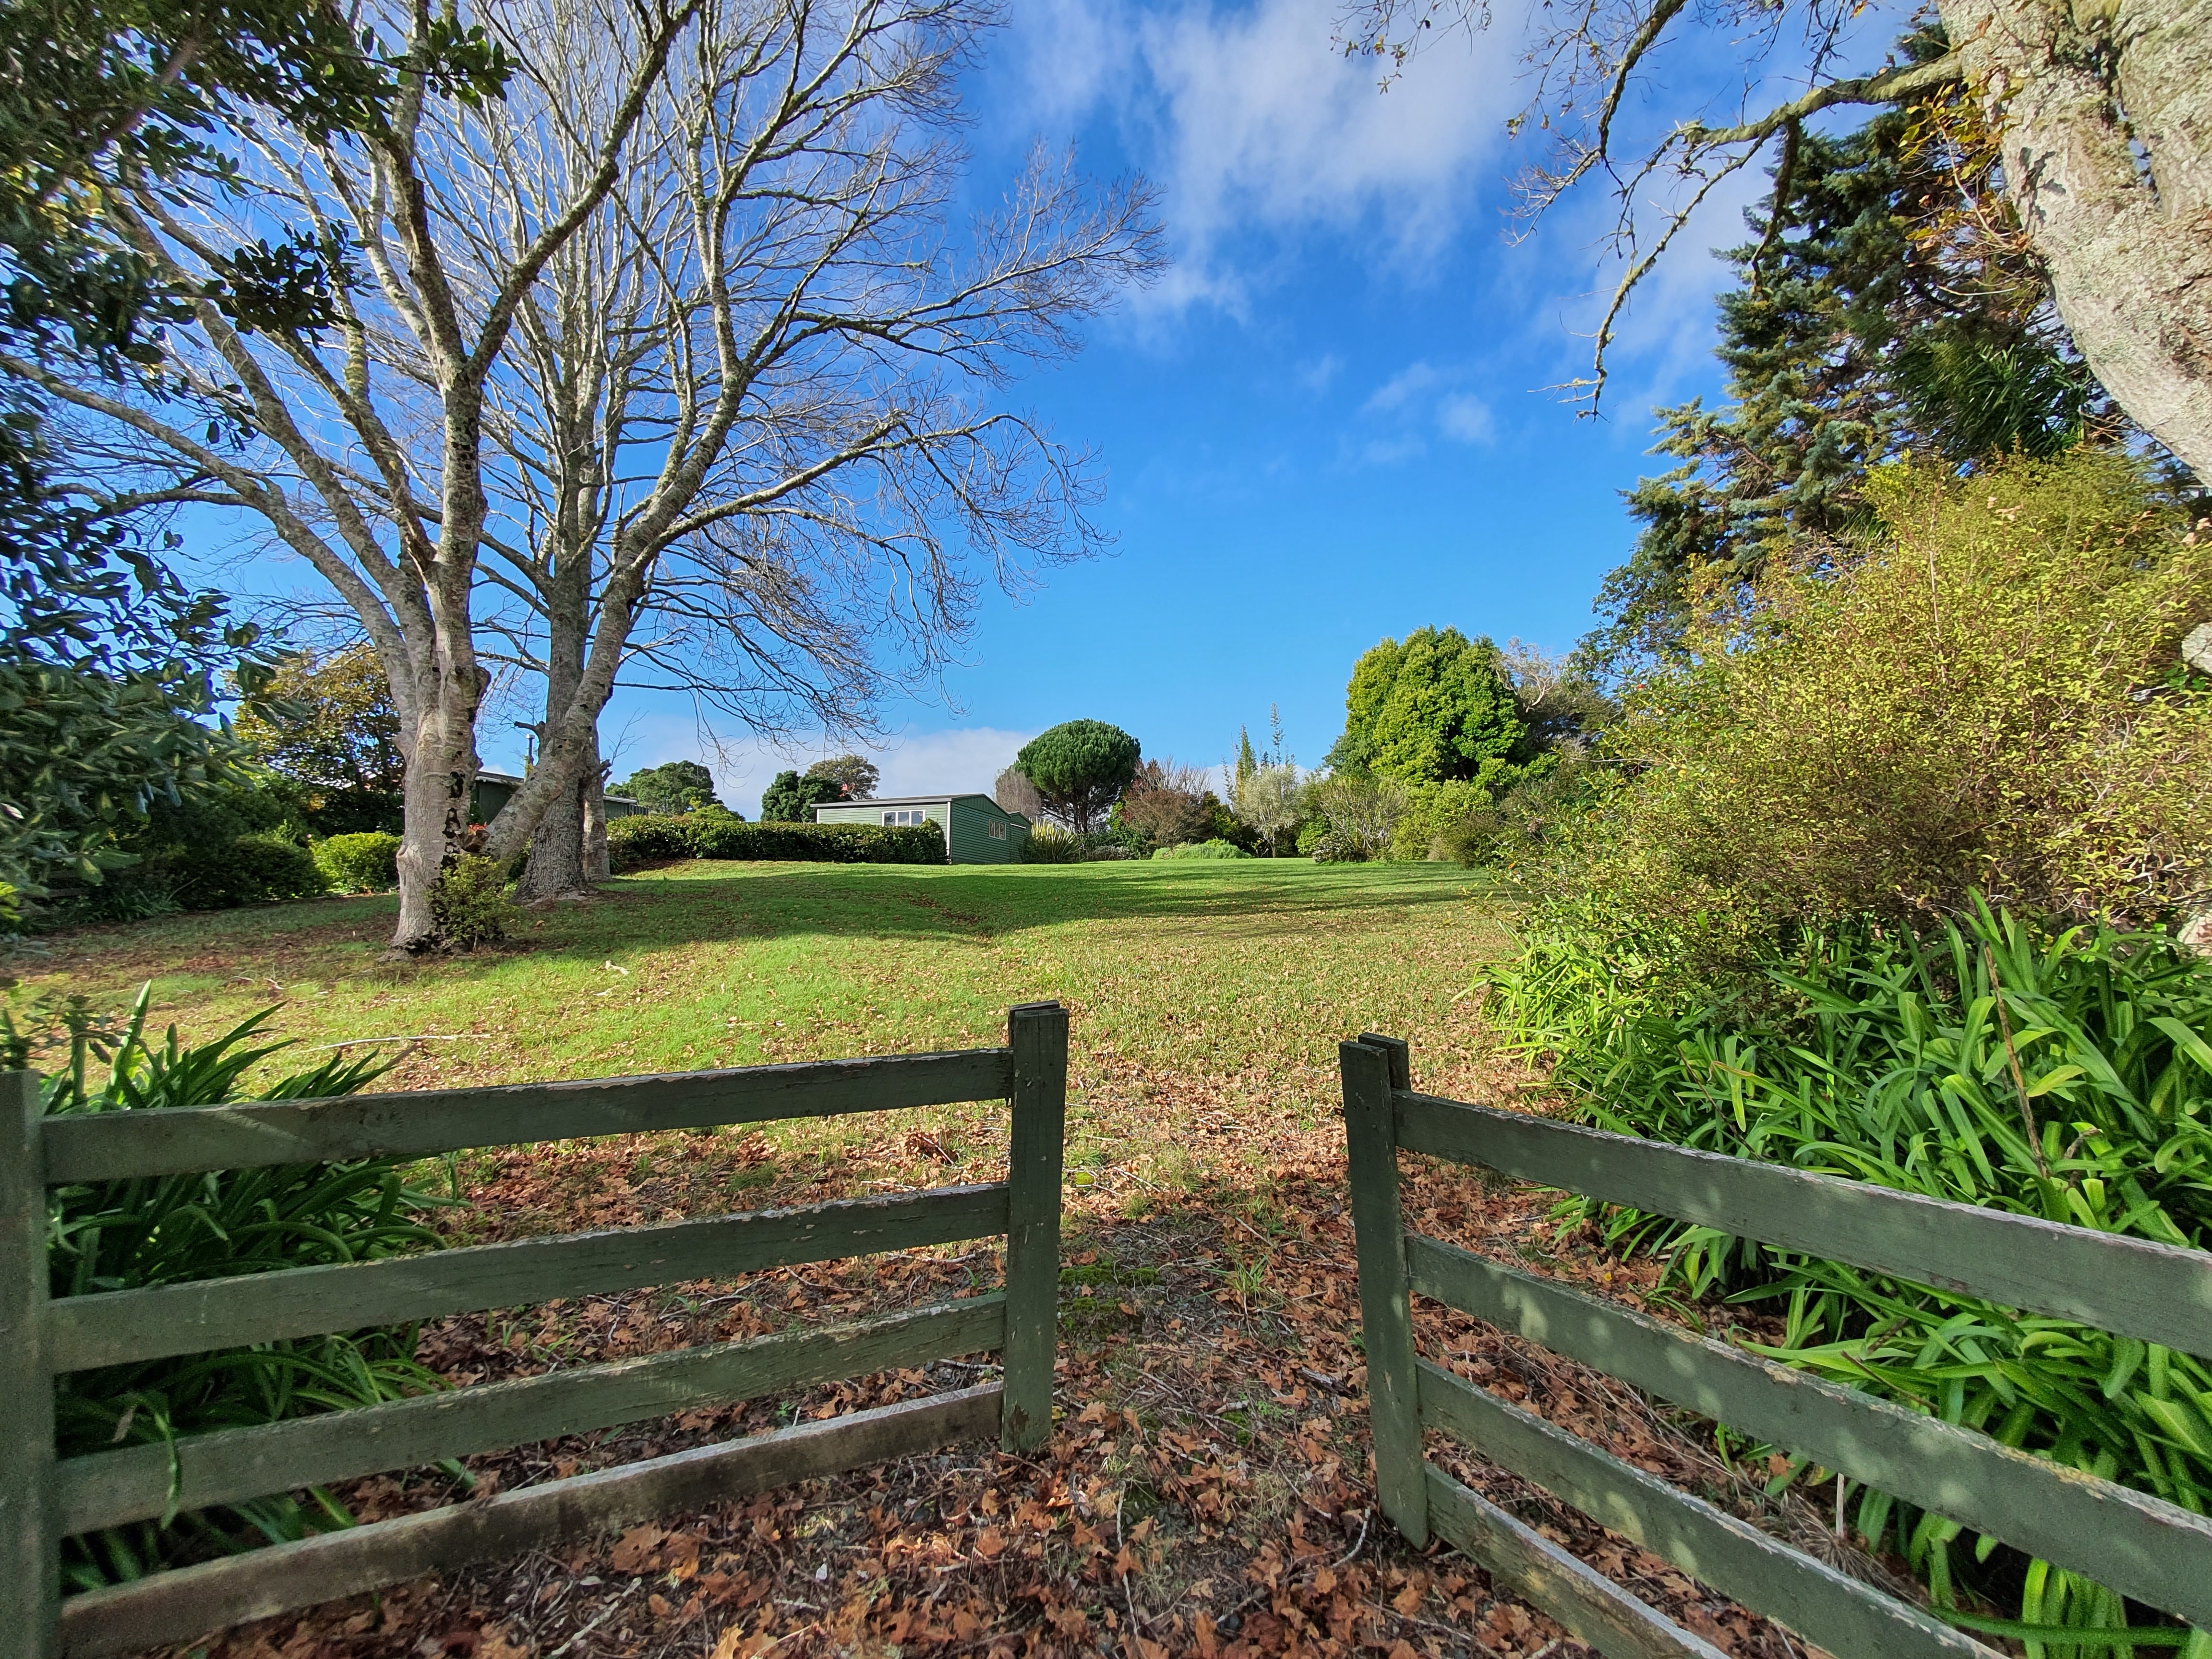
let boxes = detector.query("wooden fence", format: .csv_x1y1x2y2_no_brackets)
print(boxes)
1340,1033,2212,1659
0,1002,1069,1659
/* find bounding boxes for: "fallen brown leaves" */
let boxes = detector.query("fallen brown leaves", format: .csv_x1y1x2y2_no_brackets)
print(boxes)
145,1058,1888,1659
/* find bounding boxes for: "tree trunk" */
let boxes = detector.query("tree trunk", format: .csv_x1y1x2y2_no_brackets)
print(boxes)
1938,0,2212,478
515,771,589,902
585,756,611,880
391,663,487,954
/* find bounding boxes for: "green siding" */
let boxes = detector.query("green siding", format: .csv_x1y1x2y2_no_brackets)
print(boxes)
812,796,1029,864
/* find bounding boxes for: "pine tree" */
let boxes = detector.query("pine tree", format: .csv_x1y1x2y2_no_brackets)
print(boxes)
1584,25,2185,680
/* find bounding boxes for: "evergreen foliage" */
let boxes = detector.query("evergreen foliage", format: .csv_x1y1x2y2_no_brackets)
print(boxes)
618,760,721,817
314,831,401,893
1587,27,2188,678
1012,720,1141,832
804,754,880,801
606,815,946,868
758,769,843,823
1330,626,1524,784
235,644,406,835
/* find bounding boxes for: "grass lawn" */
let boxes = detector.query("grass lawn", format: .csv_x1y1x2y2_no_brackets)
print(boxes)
15,862,1822,1659
15,859,1515,1210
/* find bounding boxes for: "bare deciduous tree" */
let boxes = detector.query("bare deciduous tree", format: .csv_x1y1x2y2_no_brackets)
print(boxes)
31,0,1160,947
1342,0,2212,478
992,764,1043,822
1118,757,1215,848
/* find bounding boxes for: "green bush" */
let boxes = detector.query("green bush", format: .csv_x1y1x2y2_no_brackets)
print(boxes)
1573,452,2212,941
314,830,401,892
1016,823,1084,864
1488,901,2212,1643
1387,776,1513,862
23,986,447,1587
186,832,329,909
71,773,329,918
429,853,518,948
605,815,946,871
1152,839,1251,860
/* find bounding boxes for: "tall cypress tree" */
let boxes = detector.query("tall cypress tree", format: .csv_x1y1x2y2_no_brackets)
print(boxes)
1584,26,2184,681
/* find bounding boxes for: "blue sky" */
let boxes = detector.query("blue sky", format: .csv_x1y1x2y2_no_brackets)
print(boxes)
609,0,1766,814
198,0,1777,817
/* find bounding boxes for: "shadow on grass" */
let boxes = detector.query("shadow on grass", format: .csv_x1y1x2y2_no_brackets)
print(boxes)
18,859,1505,986
547,860,1496,954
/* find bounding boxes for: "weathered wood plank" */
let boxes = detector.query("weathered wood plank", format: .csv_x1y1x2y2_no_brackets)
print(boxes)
58,1297,1006,1536
1395,1090,2212,1360
56,1384,1000,1659
2,1074,58,1659
1342,1039,1427,1548
1424,1465,1731,1659
1407,1234,2212,1629
999,1004,1066,1452
1417,1361,1998,1659
41,1049,1017,1184
48,1185,1010,1374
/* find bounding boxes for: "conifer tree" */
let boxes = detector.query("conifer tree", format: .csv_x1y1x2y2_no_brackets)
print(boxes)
1584,27,2191,679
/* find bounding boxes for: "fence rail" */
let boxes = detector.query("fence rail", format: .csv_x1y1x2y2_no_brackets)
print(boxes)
1342,1032,2212,1659
1,1003,1067,1659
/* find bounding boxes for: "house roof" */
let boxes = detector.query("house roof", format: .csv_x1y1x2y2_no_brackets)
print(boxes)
816,793,1029,822
476,769,637,805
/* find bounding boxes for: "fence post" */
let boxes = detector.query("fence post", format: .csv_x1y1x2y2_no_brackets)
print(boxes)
1002,1002,1068,1452
1,1071,56,1658
1344,1035,1428,1548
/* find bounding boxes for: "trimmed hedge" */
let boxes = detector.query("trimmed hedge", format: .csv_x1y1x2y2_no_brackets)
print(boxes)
607,814,946,870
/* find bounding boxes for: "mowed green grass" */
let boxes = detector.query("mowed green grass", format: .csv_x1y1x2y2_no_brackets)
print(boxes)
17,860,1513,1123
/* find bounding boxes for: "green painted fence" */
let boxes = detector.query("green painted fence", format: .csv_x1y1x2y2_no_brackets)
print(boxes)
0,1003,1068,1659
1340,1033,2212,1659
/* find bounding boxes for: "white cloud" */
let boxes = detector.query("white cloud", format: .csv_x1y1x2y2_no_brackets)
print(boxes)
1437,391,1493,444
1296,351,1344,393
1342,358,1491,459
1361,360,1442,415
1002,0,1521,314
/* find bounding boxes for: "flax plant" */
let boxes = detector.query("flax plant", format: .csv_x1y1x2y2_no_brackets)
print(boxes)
21,986,450,1588
1491,902,2212,1653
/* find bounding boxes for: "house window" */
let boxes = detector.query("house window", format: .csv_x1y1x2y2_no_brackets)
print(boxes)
883,809,928,826
988,819,1007,839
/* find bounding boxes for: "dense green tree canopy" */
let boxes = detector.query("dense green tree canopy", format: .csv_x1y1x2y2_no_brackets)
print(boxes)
620,760,721,817
1332,627,1523,784
759,769,842,823
804,755,880,801
235,645,405,835
1014,720,1141,832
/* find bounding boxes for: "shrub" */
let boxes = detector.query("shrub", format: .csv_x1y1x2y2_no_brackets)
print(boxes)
24,985,446,1587
429,853,518,948
1017,823,1085,864
1581,452,2212,938
606,814,699,868
1387,776,1510,862
1152,839,1251,860
1488,900,2212,1641
315,830,401,892
1117,758,1216,849
605,815,945,870
191,832,330,909
1300,772,1409,862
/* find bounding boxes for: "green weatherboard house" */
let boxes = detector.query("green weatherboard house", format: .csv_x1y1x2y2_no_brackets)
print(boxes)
812,794,1031,864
